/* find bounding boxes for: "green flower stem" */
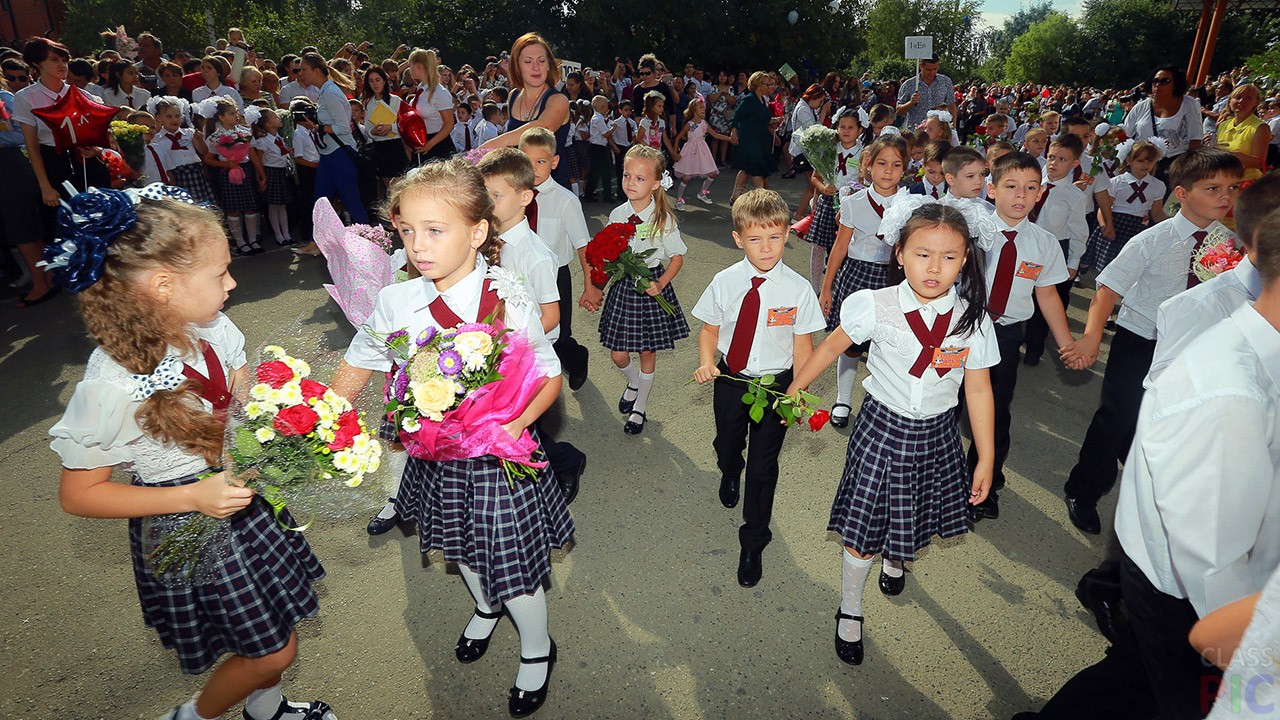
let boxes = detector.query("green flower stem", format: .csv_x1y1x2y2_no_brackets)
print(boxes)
688,373,821,426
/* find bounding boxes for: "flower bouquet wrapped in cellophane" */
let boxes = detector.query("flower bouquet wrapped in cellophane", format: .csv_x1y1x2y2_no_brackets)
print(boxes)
797,123,839,185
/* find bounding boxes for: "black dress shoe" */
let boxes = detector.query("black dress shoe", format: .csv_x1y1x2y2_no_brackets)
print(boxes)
1022,353,1041,367
508,639,557,717
559,452,584,505
366,499,399,535
618,387,639,414
623,411,646,435
737,547,762,587
718,476,740,508
972,491,1000,520
878,568,905,596
454,607,505,663
834,611,864,665
829,402,852,429
567,346,589,391
1065,496,1102,535
991,474,1006,491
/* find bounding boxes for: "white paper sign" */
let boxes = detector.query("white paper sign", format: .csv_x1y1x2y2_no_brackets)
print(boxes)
560,59,582,75
905,36,933,59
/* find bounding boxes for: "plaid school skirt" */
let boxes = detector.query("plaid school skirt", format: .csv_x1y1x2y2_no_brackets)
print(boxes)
214,163,260,213
399,432,575,606
169,163,217,206
563,141,582,179
825,258,889,332
598,264,691,352
128,473,324,675
827,396,970,561
1083,211,1145,273
260,165,295,206
808,194,838,250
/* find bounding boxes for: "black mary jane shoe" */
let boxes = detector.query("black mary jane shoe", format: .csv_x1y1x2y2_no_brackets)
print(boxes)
618,386,639,414
829,403,852,429
508,639,557,717
366,499,399,536
879,568,906,596
834,611,864,666
454,607,505,663
249,241,266,255
623,411,646,435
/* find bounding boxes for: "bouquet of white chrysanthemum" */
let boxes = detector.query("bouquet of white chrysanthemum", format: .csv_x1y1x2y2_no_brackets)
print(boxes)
798,123,839,184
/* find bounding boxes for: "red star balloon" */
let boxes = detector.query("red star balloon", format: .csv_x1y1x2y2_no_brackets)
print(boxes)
31,86,118,154
397,99,428,150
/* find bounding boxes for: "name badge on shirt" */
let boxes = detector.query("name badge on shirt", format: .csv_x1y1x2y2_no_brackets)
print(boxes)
767,307,797,327
634,222,657,240
1015,261,1043,280
932,347,970,370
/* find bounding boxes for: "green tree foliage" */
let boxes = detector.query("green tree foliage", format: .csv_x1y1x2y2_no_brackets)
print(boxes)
985,0,1054,71
1003,12,1079,85
853,0,987,80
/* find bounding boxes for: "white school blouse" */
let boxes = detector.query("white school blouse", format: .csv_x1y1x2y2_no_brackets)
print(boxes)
837,187,908,265
1146,255,1261,387
344,256,560,378
607,200,687,267
191,84,243,110
414,84,455,134
1032,177,1090,270
101,85,151,110
48,314,248,484
149,128,203,169
251,133,290,168
1103,172,1166,218
691,258,826,377
983,216,1070,325
841,282,999,420
1115,303,1280,617
833,140,864,194
533,177,590,267
1097,213,1235,340
498,219,561,341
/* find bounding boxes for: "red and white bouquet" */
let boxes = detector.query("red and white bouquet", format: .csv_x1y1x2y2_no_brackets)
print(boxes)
584,222,676,315
1191,228,1244,284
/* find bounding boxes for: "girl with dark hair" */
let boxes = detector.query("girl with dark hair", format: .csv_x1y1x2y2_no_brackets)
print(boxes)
101,59,151,110
361,66,407,191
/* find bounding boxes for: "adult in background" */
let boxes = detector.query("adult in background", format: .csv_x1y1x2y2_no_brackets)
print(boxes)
1122,65,1202,189
1213,83,1271,183
407,48,456,162
632,55,678,139
0,71,49,308
896,57,955,129
728,71,779,204
134,32,164,92
481,33,570,184
300,53,368,224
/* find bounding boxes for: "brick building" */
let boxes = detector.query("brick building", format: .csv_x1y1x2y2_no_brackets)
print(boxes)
2,0,64,45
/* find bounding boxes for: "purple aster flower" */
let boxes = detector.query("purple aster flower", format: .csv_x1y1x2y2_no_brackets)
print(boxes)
416,326,437,347
387,329,409,342
437,349,463,377
393,366,410,401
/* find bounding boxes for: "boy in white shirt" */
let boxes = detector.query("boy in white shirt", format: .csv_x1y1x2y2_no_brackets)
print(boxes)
584,95,616,203
450,104,477,153
472,103,503,147
609,100,637,198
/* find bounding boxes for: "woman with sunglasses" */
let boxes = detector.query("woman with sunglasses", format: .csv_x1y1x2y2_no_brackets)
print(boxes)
1121,65,1202,191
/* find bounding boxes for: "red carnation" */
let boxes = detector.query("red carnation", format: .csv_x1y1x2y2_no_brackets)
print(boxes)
327,409,363,450
300,378,329,401
256,360,294,389
274,405,319,436
590,268,609,287
974,125,987,136
808,409,831,432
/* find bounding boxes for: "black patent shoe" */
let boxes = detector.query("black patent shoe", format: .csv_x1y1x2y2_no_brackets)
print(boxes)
835,611,864,665
366,497,399,535
829,403,852,429
618,386,639,414
508,639,557,717
719,476,740,509
878,568,905,596
1066,496,1102,535
972,491,1000,521
623,411,646,435
455,607,505,663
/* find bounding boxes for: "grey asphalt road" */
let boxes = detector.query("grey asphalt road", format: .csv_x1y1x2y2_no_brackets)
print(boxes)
0,174,1117,719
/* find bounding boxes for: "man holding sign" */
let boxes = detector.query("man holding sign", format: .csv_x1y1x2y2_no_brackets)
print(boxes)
896,54,956,129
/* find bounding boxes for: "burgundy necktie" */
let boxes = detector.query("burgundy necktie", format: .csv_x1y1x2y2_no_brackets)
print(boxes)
930,185,939,199
275,137,289,156
1187,230,1209,288
625,120,632,143
725,276,766,375
628,213,643,225
868,194,886,242
166,132,184,150
1072,165,1083,181
464,124,472,150
525,188,539,233
182,341,230,421
1126,181,1148,204
837,152,850,175
904,308,955,377
125,94,134,108
1031,183,1053,223
988,230,1019,320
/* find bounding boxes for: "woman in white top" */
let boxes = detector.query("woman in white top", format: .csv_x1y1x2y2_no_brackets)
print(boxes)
407,48,455,161
100,59,151,112
359,66,406,188
787,84,830,222
191,56,243,109
1121,65,1201,193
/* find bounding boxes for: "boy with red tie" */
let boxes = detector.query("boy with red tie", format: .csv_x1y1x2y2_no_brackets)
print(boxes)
693,189,825,588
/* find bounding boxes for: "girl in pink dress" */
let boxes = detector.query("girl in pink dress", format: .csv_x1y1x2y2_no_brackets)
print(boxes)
673,97,732,210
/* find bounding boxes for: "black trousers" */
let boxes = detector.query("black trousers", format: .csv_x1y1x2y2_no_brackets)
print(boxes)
1120,554,1221,719
533,417,584,485
712,363,792,552
1064,327,1156,504
586,143,614,200
292,165,317,244
552,265,588,377
1024,240,1074,362
613,145,629,195
967,321,1023,490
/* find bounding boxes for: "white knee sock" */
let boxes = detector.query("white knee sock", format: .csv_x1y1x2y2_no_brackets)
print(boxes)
505,587,552,691
882,558,904,578
376,451,406,519
227,215,246,248
809,246,826,292
174,699,213,720
268,204,289,243
700,176,715,193
457,563,503,639
632,370,655,415
244,213,260,245
839,551,873,642
243,683,283,720
676,180,688,200
835,354,859,412
619,358,640,401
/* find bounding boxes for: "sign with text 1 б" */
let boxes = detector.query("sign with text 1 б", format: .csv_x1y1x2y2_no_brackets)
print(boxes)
905,36,933,59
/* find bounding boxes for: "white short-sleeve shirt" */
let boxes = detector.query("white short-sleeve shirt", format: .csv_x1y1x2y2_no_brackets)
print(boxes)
611,116,637,147
1105,171,1166,218
415,84,455,134
691,258,826,377
838,187,908,265
101,85,151,110
498,219,561,341
607,200,687,267
149,127,202,168
1147,255,1261,387
1032,177,1090,270
639,117,666,148
833,140,864,193
983,215,1071,325
292,127,320,164
251,133,291,168
191,84,243,110
533,177,590,267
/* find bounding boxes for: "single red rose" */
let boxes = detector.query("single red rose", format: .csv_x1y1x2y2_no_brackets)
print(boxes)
256,360,294,389
974,125,987,136
300,378,329,401
274,405,319,436
327,409,362,450
808,409,831,432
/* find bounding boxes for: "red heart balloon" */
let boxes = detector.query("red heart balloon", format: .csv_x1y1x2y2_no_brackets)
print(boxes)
31,86,118,154
397,99,427,150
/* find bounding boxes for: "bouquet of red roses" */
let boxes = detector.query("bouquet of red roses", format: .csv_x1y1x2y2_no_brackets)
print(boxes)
584,222,676,315
1090,130,1128,177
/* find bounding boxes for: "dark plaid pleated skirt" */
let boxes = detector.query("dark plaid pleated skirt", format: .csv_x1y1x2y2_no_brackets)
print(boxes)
1083,211,1145,273
128,473,324,675
261,165,295,205
808,194,838,250
399,430,575,606
563,141,582,179
825,258,889,332
169,163,217,206
827,396,970,561
574,142,591,180
214,163,260,213
598,263,691,352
